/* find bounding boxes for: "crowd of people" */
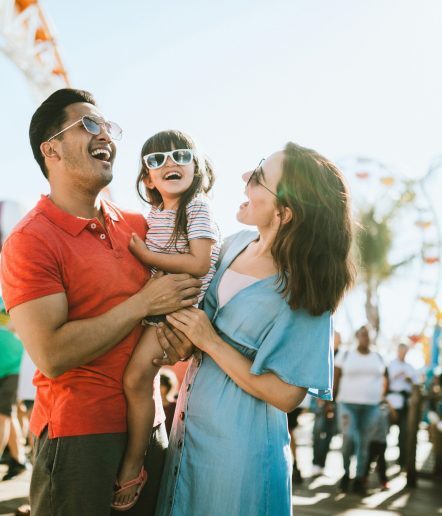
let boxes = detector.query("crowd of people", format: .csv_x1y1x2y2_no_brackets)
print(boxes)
0,87,439,516
289,326,423,496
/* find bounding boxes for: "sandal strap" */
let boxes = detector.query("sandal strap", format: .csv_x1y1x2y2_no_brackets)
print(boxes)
114,468,147,493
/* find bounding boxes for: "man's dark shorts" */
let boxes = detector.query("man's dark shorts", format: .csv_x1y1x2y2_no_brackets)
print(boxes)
0,374,19,416
31,424,168,516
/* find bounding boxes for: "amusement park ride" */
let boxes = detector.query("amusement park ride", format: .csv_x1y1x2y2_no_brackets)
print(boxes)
0,0,70,101
0,0,69,248
339,155,441,362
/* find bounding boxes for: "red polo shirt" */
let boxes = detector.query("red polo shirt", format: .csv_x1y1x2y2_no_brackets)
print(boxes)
1,195,164,438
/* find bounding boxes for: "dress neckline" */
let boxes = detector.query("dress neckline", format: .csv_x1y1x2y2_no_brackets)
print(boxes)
215,233,278,309
224,268,260,280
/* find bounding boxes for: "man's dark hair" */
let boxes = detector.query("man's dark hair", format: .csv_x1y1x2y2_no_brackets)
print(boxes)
29,88,96,178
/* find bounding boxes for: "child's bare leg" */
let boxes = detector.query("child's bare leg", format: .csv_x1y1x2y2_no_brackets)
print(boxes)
112,325,162,508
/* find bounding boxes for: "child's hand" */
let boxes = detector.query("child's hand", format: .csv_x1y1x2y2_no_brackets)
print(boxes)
129,233,149,263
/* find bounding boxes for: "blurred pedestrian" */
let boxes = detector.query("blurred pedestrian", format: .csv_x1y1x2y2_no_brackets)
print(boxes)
334,325,387,494
0,300,27,481
159,370,178,437
288,406,304,484
311,331,341,475
365,400,390,489
17,349,36,454
386,342,417,468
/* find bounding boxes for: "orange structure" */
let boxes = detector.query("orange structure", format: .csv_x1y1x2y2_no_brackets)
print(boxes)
0,0,70,100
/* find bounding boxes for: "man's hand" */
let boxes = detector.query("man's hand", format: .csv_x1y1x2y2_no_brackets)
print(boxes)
135,272,201,317
153,323,195,366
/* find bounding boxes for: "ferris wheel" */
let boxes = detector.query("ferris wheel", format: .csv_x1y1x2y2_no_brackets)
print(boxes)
338,155,441,342
0,0,70,102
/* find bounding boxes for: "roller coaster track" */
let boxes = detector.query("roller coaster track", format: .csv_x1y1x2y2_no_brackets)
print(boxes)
0,0,70,101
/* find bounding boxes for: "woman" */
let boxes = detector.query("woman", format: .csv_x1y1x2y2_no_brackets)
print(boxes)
334,325,387,494
155,143,355,515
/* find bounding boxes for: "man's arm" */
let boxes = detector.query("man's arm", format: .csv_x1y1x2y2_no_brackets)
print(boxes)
10,272,200,378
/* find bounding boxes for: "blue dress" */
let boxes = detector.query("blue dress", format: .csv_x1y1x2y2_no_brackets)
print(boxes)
155,230,333,516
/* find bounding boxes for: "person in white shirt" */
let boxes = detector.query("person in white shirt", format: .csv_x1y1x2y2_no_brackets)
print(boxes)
334,325,387,494
387,343,417,468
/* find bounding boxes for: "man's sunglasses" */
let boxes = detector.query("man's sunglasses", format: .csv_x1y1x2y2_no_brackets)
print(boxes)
142,149,194,170
247,158,279,198
47,115,123,142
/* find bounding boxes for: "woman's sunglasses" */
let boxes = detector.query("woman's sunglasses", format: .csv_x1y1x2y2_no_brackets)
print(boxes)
47,115,122,141
247,158,279,198
142,149,194,170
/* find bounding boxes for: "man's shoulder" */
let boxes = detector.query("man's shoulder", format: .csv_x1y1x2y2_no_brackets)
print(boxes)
4,202,52,247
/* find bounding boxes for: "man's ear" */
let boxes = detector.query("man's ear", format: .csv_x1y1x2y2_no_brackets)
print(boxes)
40,141,60,163
278,206,293,225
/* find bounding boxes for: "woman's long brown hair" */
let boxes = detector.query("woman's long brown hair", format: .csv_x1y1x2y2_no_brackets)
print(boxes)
272,142,356,315
135,130,215,250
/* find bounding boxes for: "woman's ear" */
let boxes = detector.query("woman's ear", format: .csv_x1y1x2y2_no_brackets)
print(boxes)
279,206,293,225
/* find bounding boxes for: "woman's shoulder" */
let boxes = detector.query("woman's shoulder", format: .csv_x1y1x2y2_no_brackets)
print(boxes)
223,229,258,248
218,230,257,262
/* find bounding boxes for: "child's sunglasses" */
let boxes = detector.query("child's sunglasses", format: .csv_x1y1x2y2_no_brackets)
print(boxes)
142,149,194,170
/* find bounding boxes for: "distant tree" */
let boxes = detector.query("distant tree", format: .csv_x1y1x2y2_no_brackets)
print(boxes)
356,185,416,339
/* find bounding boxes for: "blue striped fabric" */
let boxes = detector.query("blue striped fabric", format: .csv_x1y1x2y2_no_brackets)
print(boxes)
145,195,221,301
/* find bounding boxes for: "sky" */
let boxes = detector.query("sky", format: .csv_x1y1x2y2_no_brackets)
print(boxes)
1,0,441,350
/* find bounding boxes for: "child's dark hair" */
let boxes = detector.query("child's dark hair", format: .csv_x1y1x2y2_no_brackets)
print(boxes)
136,130,215,250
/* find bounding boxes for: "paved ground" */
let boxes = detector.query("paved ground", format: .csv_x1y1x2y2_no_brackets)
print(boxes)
292,414,441,516
0,463,30,516
0,414,440,515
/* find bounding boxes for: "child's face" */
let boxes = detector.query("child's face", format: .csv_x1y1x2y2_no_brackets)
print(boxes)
143,150,195,203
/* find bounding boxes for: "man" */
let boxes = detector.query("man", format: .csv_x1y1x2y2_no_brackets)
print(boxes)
1,89,199,516
386,342,417,468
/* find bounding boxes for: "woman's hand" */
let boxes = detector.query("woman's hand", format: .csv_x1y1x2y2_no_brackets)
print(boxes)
166,307,220,352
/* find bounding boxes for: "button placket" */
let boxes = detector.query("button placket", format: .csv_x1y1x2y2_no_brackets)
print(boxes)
168,354,201,510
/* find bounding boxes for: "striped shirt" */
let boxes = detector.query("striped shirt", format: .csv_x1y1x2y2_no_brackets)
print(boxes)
145,196,221,301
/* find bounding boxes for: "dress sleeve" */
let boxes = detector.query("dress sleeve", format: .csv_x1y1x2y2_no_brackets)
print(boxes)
186,198,220,242
1,232,65,311
250,306,334,400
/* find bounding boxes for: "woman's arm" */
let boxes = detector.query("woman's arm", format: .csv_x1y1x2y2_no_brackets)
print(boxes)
164,308,307,412
129,233,213,277
333,366,342,400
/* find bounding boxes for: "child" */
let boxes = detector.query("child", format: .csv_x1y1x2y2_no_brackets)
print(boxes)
111,130,220,511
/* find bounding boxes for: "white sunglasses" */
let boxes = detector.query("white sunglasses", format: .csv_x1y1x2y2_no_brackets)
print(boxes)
142,149,194,170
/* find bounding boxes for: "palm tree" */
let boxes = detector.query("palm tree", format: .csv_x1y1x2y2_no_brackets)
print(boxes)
355,185,416,339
